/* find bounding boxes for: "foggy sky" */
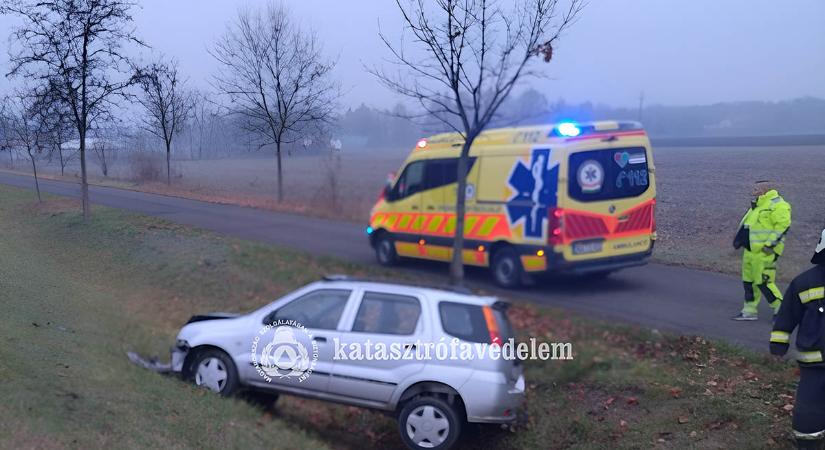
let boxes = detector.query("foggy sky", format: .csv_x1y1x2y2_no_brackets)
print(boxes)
1,0,824,109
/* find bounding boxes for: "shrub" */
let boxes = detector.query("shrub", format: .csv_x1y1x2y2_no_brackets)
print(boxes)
127,151,164,183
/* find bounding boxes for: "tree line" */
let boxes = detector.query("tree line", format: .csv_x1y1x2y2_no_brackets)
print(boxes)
0,0,588,286
0,0,340,215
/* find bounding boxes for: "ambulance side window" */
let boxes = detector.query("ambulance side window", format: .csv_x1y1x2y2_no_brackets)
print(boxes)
392,161,425,200
424,158,476,189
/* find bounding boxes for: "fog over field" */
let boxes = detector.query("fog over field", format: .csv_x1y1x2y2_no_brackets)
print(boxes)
12,143,825,282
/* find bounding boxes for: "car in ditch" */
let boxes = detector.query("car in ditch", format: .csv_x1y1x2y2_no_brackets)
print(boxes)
169,275,525,450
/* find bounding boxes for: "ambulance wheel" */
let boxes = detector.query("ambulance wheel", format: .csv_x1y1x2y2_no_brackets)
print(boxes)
491,247,523,288
375,233,400,266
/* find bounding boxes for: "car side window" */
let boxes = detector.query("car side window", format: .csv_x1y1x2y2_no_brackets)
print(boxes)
352,292,421,335
393,161,425,200
271,289,351,330
439,301,489,343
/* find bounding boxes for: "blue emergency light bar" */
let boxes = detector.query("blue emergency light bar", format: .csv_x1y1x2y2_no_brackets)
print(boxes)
555,122,581,137
550,121,643,138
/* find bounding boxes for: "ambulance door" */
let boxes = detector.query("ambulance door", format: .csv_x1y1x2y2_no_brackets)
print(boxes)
387,160,425,256
441,157,478,263
419,160,449,260
421,159,446,220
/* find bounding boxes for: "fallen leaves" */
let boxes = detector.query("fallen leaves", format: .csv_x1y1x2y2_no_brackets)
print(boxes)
670,387,683,398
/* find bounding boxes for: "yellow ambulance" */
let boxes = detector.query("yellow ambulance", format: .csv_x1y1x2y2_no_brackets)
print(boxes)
366,121,656,287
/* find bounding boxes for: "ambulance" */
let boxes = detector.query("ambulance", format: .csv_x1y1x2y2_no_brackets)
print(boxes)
366,121,656,287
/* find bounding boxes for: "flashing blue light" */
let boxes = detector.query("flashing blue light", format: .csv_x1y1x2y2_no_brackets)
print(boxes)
556,122,581,137
365,226,374,235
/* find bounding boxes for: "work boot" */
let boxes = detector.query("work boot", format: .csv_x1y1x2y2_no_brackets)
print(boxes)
732,312,758,321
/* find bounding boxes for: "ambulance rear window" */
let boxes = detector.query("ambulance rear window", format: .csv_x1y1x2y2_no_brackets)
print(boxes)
568,147,650,202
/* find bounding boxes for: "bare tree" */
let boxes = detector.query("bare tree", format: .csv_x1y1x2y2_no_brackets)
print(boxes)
137,59,193,185
211,2,339,202
2,0,145,219
44,102,76,176
371,0,584,285
1,93,50,202
0,104,9,168
89,125,121,177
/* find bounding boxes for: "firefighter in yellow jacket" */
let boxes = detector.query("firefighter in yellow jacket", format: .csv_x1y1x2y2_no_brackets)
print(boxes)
732,181,792,321
770,228,825,449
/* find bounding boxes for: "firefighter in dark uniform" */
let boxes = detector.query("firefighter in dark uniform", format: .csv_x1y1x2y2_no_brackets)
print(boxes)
771,228,825,449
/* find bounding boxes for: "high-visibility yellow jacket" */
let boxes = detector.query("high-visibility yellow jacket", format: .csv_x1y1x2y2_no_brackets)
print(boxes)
737,190,792,255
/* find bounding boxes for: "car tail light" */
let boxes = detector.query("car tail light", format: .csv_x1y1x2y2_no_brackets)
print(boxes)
482,305,502,346
548,207,564,245
651,199,657,233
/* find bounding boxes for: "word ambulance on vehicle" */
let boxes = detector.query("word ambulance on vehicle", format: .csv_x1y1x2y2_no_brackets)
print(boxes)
367,121,657,287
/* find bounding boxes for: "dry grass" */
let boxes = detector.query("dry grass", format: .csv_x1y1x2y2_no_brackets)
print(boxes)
1,185,802,449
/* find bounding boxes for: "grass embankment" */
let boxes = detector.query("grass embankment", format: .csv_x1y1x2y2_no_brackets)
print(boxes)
0,186,801,449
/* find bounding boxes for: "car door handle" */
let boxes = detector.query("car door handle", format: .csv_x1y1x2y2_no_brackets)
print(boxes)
425,205,434,211
411,205,419,210
314,336,327,343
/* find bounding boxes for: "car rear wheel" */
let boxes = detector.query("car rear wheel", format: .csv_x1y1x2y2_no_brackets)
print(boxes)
375,233,400,266
192,349,239,396
398,396,462,450
491,247,523,288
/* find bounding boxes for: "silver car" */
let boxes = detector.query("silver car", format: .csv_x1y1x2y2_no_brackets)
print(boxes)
170,276,525,450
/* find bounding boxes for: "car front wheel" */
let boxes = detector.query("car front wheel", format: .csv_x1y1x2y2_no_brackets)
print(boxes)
398,396,462,450
192,349,239,396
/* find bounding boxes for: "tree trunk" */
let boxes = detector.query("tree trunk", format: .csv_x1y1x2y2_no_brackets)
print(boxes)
449,140,474,286
29,151,41,202
58,144,65,176
166,141,171,185
80,131,90,220
275,141,284,203
100,148,108,177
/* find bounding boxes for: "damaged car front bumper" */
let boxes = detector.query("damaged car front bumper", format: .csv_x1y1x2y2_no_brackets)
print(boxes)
170,339,189,373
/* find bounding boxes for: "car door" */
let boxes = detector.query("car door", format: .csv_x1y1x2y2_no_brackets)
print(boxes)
328,289,430,405
244,288,355,395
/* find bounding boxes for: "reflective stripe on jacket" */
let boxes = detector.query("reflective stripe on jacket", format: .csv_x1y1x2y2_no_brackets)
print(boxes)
770,265,825,367
739,190,791,254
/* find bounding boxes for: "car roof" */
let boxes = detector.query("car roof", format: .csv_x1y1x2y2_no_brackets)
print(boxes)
313,277,499,306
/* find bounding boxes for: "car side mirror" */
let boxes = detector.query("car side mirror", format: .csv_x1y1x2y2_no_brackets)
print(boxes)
384,184,394,202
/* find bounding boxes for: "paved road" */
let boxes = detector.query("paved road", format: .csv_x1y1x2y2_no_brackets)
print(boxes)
1,171,780,351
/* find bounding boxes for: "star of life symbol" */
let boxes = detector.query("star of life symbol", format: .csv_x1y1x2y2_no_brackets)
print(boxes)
506,148,559,239
577,159,604,193
251,319,318,383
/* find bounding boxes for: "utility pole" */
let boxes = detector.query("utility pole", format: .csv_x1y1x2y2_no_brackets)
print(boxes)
637,91,645,123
